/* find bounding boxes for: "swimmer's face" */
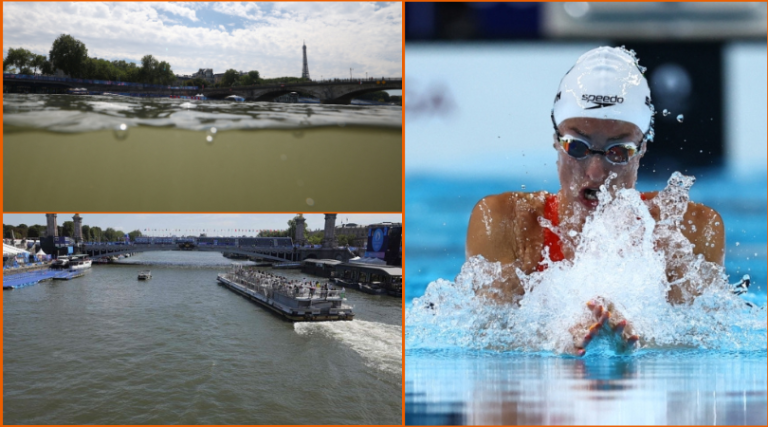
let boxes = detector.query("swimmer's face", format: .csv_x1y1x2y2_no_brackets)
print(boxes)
554,118,645,213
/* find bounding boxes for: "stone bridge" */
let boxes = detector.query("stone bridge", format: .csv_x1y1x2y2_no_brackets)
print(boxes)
3,74,401,104
83,243,357,263
202,78,402,104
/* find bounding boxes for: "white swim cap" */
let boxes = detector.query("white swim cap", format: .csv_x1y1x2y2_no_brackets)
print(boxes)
552,46,653,135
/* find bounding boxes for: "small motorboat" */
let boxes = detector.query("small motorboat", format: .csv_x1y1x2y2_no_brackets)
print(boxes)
225,95,245,102
138,270,152,280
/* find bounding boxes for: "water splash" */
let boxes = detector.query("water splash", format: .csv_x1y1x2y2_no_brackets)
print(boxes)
294,320,402,375
406,172,766,354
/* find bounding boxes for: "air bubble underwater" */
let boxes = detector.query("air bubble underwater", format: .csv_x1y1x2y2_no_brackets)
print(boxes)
677,114,684,123
205,126,217,144
113,123,129,140
406,172,767,354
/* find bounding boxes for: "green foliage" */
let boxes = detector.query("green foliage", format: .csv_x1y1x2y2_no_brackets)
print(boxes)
336,234,355,246
61,221,75,238
286,215,304,239
31,54,47,75
103,227,125,242
128,230,143,241
222,68,239,87
237,74,254,86
89,226,103,242
27,227,39,238
49,34,88,78
24,225,46,239
4,47,32,74
81,225,90,241
307,232,323,245
187,77,208,88
236,70,261,86
258,229,289,238
41,60,54,75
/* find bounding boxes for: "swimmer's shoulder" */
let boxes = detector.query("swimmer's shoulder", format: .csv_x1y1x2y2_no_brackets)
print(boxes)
641,191,725,264
467,191,549,262
470,190,549,220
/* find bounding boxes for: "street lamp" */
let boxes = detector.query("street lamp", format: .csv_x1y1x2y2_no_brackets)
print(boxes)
350,68,353,79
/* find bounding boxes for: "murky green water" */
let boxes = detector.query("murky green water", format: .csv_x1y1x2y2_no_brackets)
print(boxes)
3,94,402,212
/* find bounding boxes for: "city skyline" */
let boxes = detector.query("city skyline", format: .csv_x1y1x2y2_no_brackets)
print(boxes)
3,2,402,79
2,214,402,236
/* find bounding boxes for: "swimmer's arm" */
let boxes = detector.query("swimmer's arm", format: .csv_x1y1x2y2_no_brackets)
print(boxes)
667,204,725,304
685,204,725,265
466,194,530,303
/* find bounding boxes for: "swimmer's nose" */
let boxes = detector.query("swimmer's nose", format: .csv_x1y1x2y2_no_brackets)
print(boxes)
585,155,609,183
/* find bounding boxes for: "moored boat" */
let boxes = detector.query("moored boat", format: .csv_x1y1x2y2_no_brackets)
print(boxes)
332,263,402,297
51,255,92,271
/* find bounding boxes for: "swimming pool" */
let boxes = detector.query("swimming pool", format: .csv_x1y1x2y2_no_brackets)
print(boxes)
404,170,767,425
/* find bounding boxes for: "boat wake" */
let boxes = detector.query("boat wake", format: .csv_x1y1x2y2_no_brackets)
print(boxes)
406,172,767,355
294,320,402,376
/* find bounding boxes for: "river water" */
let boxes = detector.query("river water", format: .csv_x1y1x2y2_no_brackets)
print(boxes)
3,251,402,424
2,94,402,212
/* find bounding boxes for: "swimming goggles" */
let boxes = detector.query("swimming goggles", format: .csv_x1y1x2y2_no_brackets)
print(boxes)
550,110,641,165
557,135,640,165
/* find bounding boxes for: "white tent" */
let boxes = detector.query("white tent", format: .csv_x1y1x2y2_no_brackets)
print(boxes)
3,243,30,256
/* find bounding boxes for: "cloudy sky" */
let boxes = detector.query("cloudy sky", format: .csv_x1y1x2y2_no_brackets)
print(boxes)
3,213,402,236
3,2,402,78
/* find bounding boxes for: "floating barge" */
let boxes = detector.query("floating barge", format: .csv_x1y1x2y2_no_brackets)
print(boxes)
217,266,354,322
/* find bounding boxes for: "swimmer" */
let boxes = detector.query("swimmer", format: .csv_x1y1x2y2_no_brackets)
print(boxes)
466,47,725,356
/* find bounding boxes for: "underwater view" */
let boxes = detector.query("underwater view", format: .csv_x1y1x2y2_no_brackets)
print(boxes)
3,94,402,212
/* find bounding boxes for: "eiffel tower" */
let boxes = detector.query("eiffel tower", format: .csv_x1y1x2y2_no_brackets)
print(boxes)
301,41,310,80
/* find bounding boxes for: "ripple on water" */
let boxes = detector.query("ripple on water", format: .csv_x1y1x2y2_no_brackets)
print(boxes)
3,94,401,133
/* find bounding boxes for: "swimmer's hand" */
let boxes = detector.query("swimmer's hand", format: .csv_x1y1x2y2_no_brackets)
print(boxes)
567,297,639,356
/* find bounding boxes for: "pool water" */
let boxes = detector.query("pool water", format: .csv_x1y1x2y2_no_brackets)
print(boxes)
406,349,767,425
404,170,767,425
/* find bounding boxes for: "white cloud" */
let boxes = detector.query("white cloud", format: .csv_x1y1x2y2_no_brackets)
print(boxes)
211,2,264,21
152,2,199,22
2,2,401,77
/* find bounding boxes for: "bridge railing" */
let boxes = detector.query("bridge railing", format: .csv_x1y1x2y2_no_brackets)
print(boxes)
205,77,402,92
3,73,198,90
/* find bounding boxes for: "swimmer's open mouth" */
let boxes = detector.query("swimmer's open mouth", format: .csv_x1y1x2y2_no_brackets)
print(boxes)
583,188,599,201
579,187,601,209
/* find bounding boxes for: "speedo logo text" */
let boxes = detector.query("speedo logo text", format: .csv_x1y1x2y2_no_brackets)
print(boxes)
582,94,624,109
